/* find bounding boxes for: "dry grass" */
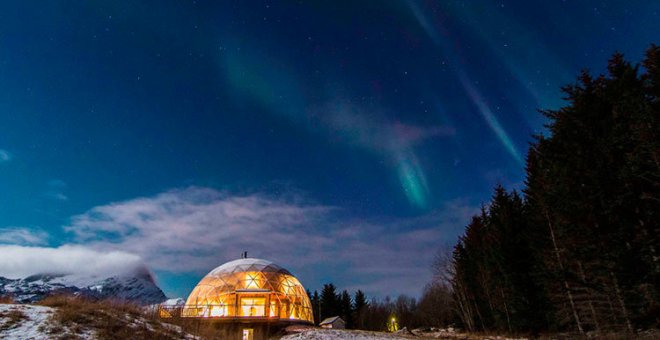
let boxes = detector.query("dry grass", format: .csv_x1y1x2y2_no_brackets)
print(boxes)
37,295,192,340
0,295,15,304
0,307,28,331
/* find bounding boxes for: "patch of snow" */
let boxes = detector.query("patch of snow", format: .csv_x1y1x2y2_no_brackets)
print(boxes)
282,329,412,340
0,304,54,340
127,316,198,339
162,298,185,306
1,303,197,340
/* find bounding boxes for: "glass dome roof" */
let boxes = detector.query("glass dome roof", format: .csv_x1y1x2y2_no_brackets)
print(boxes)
183,258,313,323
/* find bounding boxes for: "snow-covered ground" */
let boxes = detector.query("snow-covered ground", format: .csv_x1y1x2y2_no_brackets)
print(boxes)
1,303,532,340
0,304,57,340
282,329,413,340
281,328,532,340
0,303,197,340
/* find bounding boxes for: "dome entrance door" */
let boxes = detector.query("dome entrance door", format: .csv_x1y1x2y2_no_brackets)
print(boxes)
241,328,253,340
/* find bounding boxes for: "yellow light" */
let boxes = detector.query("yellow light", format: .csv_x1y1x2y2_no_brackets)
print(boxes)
245,272,261,289
269,301,277,317
240,297,265,317
289,305,299,319
281,275,300,294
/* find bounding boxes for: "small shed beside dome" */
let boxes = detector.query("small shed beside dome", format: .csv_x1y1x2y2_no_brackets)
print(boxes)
320,316,345,329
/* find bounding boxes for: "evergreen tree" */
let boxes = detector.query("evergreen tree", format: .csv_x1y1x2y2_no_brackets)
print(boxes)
320,283,340,321
525,48,659,332
340,290,354,328
311,290,320,325
353,290,368,329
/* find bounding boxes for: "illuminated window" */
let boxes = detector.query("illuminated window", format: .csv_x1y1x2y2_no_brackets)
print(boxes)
245,272,261,289
269,301,277,317
289,304,300,319
279,301,288,318
280,276,299,294
240,297,265,317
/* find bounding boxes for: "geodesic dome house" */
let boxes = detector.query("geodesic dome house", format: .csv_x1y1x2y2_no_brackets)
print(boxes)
159,257,314,339
181,257,314,324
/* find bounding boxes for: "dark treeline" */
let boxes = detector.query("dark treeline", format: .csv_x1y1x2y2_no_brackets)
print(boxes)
451,46,659,335
307,282,455,331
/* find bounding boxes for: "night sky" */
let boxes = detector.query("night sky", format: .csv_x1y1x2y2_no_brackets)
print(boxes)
0,1,658,298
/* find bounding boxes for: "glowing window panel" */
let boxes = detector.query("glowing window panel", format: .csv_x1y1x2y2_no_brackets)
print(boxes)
269,301,277,317
289,304,299,319
240,297,265,317
245,272,261,289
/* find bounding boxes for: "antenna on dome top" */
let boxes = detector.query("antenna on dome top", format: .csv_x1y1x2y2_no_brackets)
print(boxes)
241,251,248,259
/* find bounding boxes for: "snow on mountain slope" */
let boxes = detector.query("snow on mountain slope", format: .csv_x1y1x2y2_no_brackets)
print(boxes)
162,297,185,306
79,275,167,305
0,268,167,305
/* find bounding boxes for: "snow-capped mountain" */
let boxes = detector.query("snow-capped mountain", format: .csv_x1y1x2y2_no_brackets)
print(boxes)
0,267,167,305
161,297,186,306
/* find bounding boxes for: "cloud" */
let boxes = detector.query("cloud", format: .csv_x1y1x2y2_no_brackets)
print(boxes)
326,199,478,296
0,227,49,246
66,187,333,273
65,187,477,297
315,100,455,155
0,245,145,279
0,149,11,162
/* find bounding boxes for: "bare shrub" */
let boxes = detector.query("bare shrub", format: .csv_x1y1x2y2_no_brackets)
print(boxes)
0,307,27,331
0,295,15,304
